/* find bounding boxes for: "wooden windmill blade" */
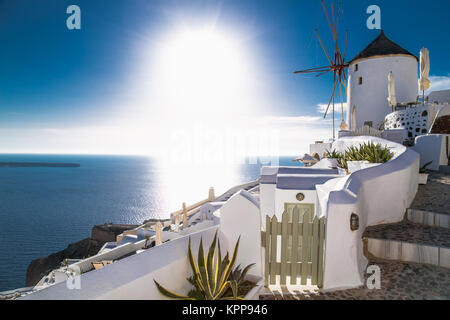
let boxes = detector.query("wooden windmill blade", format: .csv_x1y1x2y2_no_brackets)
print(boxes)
322,77,338,118
315,29,333,65
320,0,336,41
315,69,333,77
294,66,331,74
294,0,349,138
342,30,349,62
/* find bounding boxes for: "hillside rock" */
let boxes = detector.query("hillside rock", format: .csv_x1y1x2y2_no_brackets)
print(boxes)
25,224,138,287
91,223,139,243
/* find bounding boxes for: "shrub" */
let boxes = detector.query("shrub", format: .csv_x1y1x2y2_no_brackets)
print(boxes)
419,161,433,173
323,149,342,159
154,231,255,300
344,142,394,164
326,142,394,169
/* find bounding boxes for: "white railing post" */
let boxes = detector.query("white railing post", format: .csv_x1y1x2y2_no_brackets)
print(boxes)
208,187,215,201
182,202,188,228
155,221,162,246
174,214,181,232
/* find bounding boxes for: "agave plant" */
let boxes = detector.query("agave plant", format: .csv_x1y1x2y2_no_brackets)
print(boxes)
343,142,394,164
359,142,393,163
154,231,254,300
229,263,255,285
419,161,433,173
336,155,348,170
345,145,364,161
323,149,343,159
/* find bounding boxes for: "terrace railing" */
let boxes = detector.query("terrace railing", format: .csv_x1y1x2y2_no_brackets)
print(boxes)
350,125,382,138
116,179,259,246
169,186,216,229
116,187,216,245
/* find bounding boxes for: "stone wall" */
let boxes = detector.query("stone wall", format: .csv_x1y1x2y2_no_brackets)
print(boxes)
384,106,429,139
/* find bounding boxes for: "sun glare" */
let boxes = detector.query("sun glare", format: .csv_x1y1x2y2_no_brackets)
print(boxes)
152,29,253,118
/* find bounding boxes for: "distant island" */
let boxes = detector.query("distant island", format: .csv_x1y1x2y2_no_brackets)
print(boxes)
0,162,80,167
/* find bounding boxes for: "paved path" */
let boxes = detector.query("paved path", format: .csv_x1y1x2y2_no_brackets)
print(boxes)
259,258,450,300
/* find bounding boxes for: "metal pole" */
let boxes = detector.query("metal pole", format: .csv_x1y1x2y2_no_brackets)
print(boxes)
332,96,335,139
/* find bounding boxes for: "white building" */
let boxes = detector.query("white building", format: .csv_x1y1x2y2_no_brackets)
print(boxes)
346,30,418,130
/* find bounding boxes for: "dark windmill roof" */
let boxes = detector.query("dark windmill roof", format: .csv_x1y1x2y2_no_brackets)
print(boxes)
349,30,418,64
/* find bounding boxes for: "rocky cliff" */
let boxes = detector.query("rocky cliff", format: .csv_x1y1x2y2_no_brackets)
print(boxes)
25,224,138,287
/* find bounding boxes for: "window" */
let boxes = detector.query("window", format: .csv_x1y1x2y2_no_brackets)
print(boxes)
364,121,373,128
358,77,363,85
354,64,358,72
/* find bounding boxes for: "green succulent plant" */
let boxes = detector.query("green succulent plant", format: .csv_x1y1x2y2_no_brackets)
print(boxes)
323,149,342,159
332,142,394,170
345,145,364,161
336,155,348,170
419,161,433,173
154,231,255,300
343,142,394,163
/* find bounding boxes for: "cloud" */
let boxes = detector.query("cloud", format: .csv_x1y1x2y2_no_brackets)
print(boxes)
317,102,347,114
258,115,326,125
427,74,450,93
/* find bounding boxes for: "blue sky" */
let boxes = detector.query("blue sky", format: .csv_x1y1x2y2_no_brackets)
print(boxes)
1,0,449,155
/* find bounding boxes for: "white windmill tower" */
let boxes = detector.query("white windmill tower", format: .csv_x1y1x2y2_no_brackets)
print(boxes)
346,30,419,130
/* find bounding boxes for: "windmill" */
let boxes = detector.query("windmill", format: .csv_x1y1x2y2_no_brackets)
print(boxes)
294,0,349,139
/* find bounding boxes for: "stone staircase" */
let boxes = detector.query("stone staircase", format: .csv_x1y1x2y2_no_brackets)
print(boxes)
260,172,450,300
364,211,450,268
364,171,450,269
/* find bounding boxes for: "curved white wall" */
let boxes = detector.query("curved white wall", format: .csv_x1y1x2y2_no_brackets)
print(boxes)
321,136,420,290
346,56,418,130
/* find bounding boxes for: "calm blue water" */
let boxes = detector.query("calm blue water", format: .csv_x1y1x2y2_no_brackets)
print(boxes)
0,154,301,291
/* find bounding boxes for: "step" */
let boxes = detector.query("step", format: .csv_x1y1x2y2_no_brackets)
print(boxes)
363,221,450,268
406,209,449,229
439,166,450,174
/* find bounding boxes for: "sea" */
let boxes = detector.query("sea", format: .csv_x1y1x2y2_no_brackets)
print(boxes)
0,154,301,292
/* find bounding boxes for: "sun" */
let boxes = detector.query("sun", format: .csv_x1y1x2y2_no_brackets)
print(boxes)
152,28,251,118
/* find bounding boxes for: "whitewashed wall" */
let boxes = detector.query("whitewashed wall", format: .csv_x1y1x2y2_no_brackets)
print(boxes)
259,167,278,220
274,190,317,219
21,227,226,300
346,56,418,130
413,134,450,170
310,142,333,158
321,136,419,290
219,190,262,277
384,106,430,139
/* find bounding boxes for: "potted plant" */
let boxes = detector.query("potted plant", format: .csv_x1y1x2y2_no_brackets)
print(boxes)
324,149,350,174
419,161,432,185
154,231,262,300
337,155,349,175
345,142,394,173
323,149,341,169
